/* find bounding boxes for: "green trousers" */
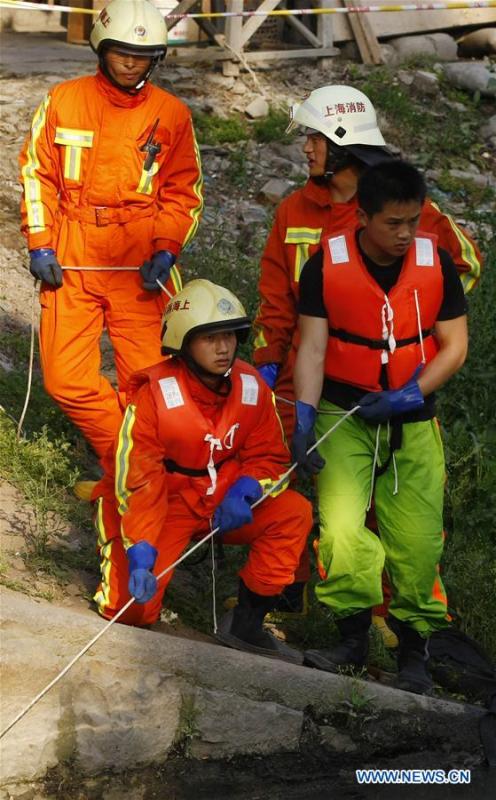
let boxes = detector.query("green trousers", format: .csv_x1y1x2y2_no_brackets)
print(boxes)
314,402,448,636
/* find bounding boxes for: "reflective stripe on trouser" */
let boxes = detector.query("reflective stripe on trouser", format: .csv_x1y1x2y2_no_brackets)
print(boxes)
314,401,448,636
271,347,312,583
39,269,175,460
94,488,312,627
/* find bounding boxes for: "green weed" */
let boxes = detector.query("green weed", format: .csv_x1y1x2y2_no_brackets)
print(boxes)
193,111,248,145
0,413,78,558
437,239,496,658
252,108,293,143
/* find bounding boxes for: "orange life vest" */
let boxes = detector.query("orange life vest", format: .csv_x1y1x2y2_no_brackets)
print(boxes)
322,229,443,392
129,357,266,502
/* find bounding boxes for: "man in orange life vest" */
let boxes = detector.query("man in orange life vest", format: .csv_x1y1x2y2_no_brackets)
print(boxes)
252,85,480,627
19,0,203,471
93,279,312,664
292,160,468,693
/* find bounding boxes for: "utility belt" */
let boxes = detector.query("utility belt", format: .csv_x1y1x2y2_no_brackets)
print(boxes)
329,327,433,352
163,454,233,478
60,203,155,228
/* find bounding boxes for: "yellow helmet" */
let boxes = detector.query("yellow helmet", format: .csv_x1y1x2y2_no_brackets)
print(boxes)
161,280,251,355
90,0,168,59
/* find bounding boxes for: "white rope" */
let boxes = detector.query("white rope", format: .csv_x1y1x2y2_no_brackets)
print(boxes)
61,266,140,271
414,289,426,364
210,537,218,634
275,394,356,416
156,277,174,299
16,280,38,441
0,404,359,740
367,423,381,512
392,452,399,496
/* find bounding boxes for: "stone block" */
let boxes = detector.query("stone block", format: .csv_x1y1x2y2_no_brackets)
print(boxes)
73,663,182,775
245,97,269,119
443,63,496,97
190,688,303,758
257,178,294,204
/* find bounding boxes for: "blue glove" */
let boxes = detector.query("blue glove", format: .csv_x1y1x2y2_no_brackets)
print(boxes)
127,541,158,604
140,250,176,291
290,400,326,476
29,248,63,287
358,375,424,424
257,363,280,390
213,476,263,535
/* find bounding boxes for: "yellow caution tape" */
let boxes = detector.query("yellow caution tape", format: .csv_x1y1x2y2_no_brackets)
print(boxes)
1,0,495,18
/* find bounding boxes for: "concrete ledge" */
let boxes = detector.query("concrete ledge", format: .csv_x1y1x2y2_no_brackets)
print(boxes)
0,590,485,784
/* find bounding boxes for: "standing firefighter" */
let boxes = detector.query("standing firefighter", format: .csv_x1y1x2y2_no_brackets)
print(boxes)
19,0,203,468
254,85,480,435
93,280,312,664
292,161,468,694
252,84,480,622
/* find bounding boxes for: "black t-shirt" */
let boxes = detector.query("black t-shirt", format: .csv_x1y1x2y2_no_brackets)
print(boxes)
298,233,467,421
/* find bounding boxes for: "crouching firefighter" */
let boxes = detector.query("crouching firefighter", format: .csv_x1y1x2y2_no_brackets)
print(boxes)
93,279,313,664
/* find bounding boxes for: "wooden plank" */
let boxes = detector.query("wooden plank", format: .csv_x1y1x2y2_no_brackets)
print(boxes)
326,3,496,44
342,0,383,65
66,0,93,44
165,0,199,32
317,0,335,49
239,0,282,48
170,45,339,62
285,13,321,48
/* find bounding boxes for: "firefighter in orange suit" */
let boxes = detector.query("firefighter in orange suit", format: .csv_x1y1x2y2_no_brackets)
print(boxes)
252,86,481,622
253,86,481,438
19,0,203,466
93,280,312,664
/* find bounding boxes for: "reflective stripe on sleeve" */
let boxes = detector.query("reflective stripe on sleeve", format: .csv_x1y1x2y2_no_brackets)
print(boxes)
429,201,481,294
21,95,50,234
169,264,182,294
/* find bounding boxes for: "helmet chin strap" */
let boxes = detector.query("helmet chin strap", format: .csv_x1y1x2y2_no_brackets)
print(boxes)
181,350,237,394
311,142,360,185
99,51,162,95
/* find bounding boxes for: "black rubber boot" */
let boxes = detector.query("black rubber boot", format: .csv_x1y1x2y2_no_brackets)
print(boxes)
216,580,303,665
270,581,308,616
388,616,433,695
304,609,372,673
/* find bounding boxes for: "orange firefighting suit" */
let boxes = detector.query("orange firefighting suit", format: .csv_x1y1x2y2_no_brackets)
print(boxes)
19,70,203,461
93,357,313,627
252,179,481,588
253,179,481,438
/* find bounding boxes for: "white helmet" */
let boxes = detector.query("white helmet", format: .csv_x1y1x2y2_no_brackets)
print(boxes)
90,0,168,59
288,85,390,166
161,280,251,355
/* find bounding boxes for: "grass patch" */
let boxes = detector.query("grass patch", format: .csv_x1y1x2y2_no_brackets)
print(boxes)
0,413,77,556
252,108,293,143
437,238,496,659
193,111,248,145
352,67,487,170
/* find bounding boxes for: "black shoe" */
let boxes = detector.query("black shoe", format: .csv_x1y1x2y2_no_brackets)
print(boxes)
388,616,433,695
304,609,372,673
215,580,303,665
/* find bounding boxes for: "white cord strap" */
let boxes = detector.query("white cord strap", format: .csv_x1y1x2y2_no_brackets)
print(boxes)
413,289,426,364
